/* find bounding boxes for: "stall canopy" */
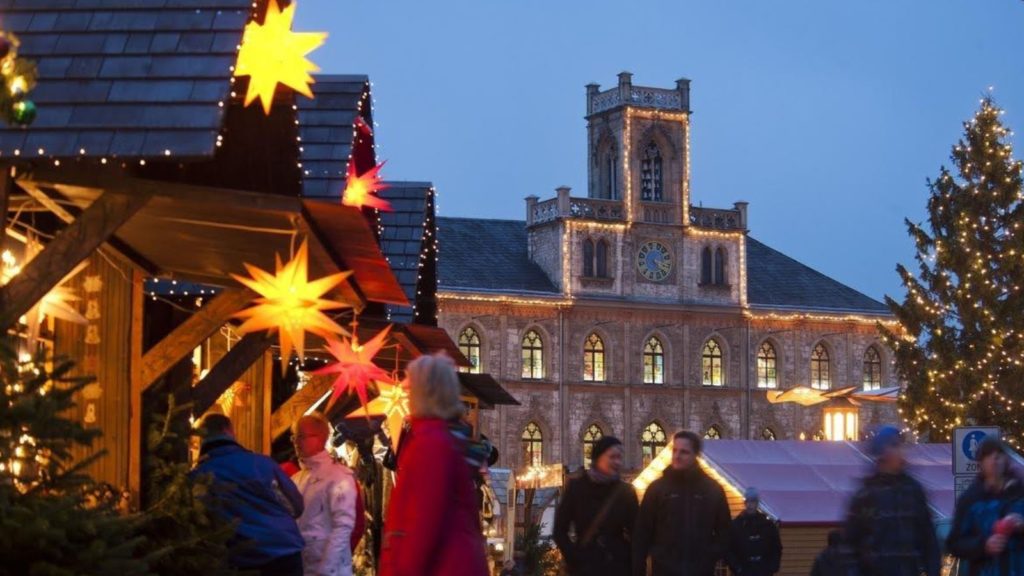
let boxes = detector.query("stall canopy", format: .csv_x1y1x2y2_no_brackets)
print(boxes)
697,440,956,525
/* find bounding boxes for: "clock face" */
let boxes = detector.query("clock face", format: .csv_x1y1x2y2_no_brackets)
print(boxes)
637,241,672,282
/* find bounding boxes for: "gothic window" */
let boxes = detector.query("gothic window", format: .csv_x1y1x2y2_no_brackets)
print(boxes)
863,346,883,391
714,247,727,285
756,341,778,389
762,428,777,441
700,246,713,285
582,424,604,468
583,333,606,382
522,422,543,467
702,339,723,386
643,336,665,384
522,330,544,380
583,239,595,277
811,343,830,390
458,327,482,374
640,142,663,201
596,240,609,278
705,426,722,440
640,421,667,467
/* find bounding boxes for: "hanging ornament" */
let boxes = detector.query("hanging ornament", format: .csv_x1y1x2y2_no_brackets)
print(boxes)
342,161,392,211
233,0,327,115
348,380,409,448
0,32,37,126
314,325,394,411
231,240,351,368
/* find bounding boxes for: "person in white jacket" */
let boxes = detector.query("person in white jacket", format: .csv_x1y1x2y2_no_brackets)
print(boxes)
291,413,358,576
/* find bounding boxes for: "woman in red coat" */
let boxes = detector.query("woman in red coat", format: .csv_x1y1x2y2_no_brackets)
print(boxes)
379,354,488,576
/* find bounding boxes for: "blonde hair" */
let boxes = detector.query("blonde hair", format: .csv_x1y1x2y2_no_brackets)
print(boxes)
292,412,332,439
407,354,464,419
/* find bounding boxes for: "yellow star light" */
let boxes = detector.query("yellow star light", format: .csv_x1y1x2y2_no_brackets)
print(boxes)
234,0,327,115
231,240,351,367
348,380,409,448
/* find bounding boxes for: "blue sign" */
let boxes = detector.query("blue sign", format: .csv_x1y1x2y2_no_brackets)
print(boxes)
962,431,987,462
953,427,1000,475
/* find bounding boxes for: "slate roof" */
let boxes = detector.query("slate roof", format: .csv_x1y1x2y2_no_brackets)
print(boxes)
379,182,433,323
436,217,889,313
745,237,889,313
0,0,251,159
296,74,369,199
437,217,560,295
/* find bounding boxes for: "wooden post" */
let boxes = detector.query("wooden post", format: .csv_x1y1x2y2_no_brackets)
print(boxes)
128,268,144,500
139,288,253,391
0,191,150,328
191,332,274,416
269,373,334,440
0,167,10,257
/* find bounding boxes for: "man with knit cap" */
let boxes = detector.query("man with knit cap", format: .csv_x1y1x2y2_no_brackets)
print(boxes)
554,435,639,575
727,487,781,576
843,425,940,576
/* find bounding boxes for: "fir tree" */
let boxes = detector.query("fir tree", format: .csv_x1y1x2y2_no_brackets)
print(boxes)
0,346,149,575
883,97,1024,445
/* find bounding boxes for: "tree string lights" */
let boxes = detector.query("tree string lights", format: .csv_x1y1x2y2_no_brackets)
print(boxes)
0,31,37,126
882,96,1024,446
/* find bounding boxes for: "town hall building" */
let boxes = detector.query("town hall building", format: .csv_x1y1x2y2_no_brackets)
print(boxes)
436,73,901,473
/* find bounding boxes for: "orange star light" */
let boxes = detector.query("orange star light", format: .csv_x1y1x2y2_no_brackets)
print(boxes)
314,326,394,411
342,161,392,211
231,240,351,367
234,0,327,114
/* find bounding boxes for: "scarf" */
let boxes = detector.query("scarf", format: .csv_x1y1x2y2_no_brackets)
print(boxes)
587,467,619,485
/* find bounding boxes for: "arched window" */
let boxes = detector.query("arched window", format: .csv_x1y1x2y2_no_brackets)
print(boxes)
640,142,663,201
583,239,595,277
640,422,667,467
702,339,723,386
583,333,606,382
643,336,665,384
596,240,609,278
811,343,830,390
522,330,544,380
756,341,778,389
522,422,543,467
762,428,777,441
714,247,726,285
458,327,482,374
700,246,713,285
705,426,722,440
582,424,604,468
863,346,882,391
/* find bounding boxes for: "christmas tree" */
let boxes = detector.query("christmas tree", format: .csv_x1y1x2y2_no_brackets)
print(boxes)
0,347,149,575
883,96,1024,445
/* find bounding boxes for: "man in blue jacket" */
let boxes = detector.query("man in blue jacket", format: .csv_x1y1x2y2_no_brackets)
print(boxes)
193,413,306,576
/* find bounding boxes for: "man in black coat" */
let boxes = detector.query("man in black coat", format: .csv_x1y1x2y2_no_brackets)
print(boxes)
728,487,782,576
843,425,941,576
633,430,732,576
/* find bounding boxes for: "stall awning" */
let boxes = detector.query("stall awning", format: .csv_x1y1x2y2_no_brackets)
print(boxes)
459,373,520,409
14,168,408,309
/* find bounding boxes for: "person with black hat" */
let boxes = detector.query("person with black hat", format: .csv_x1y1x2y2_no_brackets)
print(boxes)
727,487,782,576
842,425,940,576
946,437,1024,576
553,435,639,576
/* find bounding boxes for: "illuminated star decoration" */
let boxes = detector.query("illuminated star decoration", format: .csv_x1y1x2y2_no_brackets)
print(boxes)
342,161,392,211
233,0,327,115
348,380,409,448
231,240,351,369
314,325,394,411
1,249,88,327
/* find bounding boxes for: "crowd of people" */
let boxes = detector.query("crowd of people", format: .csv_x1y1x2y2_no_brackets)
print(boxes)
188,352,1024,576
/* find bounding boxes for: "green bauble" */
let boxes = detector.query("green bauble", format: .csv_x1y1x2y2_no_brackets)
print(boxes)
12,99,35,125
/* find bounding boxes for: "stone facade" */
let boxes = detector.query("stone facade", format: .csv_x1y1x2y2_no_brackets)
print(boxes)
438,74,900,474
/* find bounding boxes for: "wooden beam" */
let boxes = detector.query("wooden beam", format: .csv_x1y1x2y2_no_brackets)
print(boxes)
140,288,253,391
0,190,150,329
269,373,334,441
0,167,10,256
128,268,144,500
191,332,274,415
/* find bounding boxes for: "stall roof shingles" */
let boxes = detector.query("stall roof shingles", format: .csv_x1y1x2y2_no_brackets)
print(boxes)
296,74,367,199
379,182,432,323
0,0,251,159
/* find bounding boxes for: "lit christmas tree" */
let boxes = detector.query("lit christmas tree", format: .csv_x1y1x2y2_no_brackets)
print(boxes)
883,96,1024,445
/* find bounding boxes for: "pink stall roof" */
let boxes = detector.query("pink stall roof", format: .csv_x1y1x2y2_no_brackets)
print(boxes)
700,440,955,525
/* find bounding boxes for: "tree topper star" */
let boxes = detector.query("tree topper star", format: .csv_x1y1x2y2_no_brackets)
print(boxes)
234,0,327,114
342,161,392,211
314,325,395,411
231,240,351,368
